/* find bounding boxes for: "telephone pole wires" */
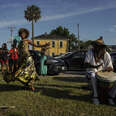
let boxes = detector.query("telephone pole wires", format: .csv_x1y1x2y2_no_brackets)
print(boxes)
8,26,16,44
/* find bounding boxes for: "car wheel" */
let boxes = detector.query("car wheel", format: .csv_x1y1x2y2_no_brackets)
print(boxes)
47,64,59,75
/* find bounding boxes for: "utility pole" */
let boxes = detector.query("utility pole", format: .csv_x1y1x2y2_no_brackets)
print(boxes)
77,24,80,51
8,26,16,45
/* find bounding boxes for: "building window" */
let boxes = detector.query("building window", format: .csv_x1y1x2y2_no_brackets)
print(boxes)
37,41,40,46
60,41,63,48
52,52,55,57
52,41,55,48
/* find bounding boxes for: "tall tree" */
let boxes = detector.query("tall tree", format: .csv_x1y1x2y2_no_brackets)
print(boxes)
50,26,78,51
69,34,77,51
25,5,41,49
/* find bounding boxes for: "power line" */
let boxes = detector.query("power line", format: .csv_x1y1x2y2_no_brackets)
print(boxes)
8,26,16,44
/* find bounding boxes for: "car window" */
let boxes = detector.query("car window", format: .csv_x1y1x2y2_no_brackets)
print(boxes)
71,52,82,58
72,55,81,58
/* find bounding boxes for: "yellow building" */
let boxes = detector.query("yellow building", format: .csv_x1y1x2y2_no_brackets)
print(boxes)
34,34,68,56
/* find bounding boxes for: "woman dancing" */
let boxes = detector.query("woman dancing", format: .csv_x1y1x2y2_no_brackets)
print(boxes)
4,28,49,91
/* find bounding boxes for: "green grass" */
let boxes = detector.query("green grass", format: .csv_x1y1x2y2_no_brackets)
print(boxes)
0,73,115,116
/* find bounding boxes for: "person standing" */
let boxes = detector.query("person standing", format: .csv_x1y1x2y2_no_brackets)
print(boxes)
40,48,48,76
0,43,9,73
85,36,116,105
9,43,18,73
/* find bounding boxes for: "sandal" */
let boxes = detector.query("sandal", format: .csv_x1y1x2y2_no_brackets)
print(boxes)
108,96,115,105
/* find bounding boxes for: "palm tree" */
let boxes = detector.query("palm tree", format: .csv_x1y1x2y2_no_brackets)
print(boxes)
25,5,41,49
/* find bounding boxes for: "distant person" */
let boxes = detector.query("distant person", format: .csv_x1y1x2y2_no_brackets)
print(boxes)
9,42,18,73
40,48,48,76
85,36,116,105
0,43,9,73
13,35,21,46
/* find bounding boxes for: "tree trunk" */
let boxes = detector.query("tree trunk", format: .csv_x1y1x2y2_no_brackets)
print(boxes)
32,19,34,50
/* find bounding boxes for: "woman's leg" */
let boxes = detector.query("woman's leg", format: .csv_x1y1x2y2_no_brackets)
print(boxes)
28,79,35,91
5,59,9,72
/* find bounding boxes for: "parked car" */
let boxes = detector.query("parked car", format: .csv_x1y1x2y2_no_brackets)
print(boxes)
29,50,65,75
54,52,72,59
110,52,116,72
56,50,87,71
56,50,116,72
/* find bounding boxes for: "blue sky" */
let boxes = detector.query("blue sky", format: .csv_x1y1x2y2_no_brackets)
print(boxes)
0,0,116,47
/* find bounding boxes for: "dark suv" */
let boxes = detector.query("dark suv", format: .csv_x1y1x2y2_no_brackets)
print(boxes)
56,50,87,71
58,50,115,72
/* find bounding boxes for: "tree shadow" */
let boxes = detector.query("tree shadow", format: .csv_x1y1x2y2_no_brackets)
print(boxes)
38,87,91,103
0,84,28,92
64,71,86,75
53,76,88,83
38,83,91,90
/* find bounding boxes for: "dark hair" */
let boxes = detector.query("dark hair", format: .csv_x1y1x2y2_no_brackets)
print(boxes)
41,48,46,55
2,43,7,49
18,28,29,38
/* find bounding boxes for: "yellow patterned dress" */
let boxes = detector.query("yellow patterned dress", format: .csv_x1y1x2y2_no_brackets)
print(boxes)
14,40,38,84
3,40,38,85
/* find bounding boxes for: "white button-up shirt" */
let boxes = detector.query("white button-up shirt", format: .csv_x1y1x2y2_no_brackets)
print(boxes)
85,49,113,73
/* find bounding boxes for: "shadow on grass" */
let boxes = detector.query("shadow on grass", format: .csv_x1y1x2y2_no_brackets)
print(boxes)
53,76,88,83
38,83,91,90
64,71,86,75
39,87,91,103
0,84,27,91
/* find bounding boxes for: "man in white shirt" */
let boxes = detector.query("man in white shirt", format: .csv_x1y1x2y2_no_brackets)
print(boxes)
85,36,116,105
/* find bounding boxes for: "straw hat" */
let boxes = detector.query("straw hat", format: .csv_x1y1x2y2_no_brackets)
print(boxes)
92,36,107,47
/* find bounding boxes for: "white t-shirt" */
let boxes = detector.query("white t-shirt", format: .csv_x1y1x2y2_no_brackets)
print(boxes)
85,49,113,73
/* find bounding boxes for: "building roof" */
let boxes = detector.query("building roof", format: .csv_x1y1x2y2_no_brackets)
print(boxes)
34,33,68,40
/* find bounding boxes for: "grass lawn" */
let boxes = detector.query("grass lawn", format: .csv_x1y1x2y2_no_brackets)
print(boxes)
0,72,115,116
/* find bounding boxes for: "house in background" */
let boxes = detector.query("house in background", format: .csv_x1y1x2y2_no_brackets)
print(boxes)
34,33,68,56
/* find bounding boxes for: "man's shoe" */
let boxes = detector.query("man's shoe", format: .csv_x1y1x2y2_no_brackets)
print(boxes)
108,98,115,105
92,97,100,105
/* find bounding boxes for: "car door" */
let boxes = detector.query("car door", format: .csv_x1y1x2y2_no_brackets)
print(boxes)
67,51,86,70
67,52,81,70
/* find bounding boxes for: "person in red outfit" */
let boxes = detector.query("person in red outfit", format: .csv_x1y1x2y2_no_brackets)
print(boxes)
9,43,18,73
